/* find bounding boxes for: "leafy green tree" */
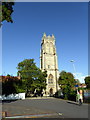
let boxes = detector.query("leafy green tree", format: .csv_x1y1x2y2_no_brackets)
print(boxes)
17,59,47,96
31,70,47,94
58,71,76,100
84,76,90,89
0,2,14,26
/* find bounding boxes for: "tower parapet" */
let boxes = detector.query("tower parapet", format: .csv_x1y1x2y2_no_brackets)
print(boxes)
41,33,55,46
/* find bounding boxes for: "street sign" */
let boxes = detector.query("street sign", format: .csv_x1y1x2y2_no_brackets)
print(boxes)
75,85,79,87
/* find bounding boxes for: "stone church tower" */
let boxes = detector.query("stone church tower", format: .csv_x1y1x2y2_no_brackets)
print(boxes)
40,33,59,96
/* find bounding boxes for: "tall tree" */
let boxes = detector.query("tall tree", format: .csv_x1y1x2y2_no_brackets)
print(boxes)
0,2,14,26
58,71,76,100
17,59,47,96
84,76,90,89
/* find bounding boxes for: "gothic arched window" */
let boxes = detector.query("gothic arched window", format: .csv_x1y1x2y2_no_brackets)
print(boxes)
48,74,53,84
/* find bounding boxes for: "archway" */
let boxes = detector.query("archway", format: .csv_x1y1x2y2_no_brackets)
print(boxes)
49,88,53,96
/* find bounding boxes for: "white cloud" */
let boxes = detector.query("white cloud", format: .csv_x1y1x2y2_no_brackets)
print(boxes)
73,72,87,83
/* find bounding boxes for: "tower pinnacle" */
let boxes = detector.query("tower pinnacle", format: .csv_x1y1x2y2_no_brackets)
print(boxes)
43,32,46,37
52,34,55,39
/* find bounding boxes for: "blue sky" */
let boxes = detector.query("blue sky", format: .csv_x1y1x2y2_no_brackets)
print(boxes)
2,2,88,83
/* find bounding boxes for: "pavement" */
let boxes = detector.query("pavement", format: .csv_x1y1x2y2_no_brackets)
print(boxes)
2,97,89,119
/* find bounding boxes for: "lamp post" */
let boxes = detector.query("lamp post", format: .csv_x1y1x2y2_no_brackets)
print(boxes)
70,60,79,96
70,60,77,78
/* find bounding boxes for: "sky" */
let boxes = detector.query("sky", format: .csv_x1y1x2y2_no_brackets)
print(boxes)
1,2,88,83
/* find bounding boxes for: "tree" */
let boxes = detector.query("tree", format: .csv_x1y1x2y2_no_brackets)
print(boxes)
7,74,11,76
58,71,76,100
2,76,23,96
84,76,90,89
75,79,80,84
0,2,14,26
17,59,47,96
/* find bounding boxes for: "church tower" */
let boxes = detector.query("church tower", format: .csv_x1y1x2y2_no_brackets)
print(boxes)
40,33,59,96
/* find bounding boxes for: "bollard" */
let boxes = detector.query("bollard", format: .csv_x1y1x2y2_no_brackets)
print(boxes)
2,111,7,118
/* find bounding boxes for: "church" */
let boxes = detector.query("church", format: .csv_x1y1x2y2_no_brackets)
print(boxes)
40,33,60,96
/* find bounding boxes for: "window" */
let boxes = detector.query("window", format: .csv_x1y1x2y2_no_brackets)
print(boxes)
48,65,50,69
48,74,53,84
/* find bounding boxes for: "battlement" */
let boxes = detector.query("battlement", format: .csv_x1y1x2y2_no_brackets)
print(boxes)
41,33,55,45
42,33,55,39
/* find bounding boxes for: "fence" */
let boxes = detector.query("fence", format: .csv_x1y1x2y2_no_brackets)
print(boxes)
0,93,25,100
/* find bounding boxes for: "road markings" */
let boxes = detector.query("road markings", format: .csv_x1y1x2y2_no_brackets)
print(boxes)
5,113,58,118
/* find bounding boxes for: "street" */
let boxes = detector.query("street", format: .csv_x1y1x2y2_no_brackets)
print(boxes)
2,97,88,118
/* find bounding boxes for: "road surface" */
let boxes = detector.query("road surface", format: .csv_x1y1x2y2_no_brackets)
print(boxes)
2,97,88,118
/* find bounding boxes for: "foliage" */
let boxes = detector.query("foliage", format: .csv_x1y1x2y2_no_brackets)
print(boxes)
75,79,80,84
2,76,23,96
78,87,86,91
7,74,11,76
0,2,14,26
17,59,47,96
84,76,90,89
58,71,76,100
54,89,64,99
68,90,77,101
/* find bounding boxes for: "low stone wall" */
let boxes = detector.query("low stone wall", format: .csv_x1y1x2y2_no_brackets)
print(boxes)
0,93,25,100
